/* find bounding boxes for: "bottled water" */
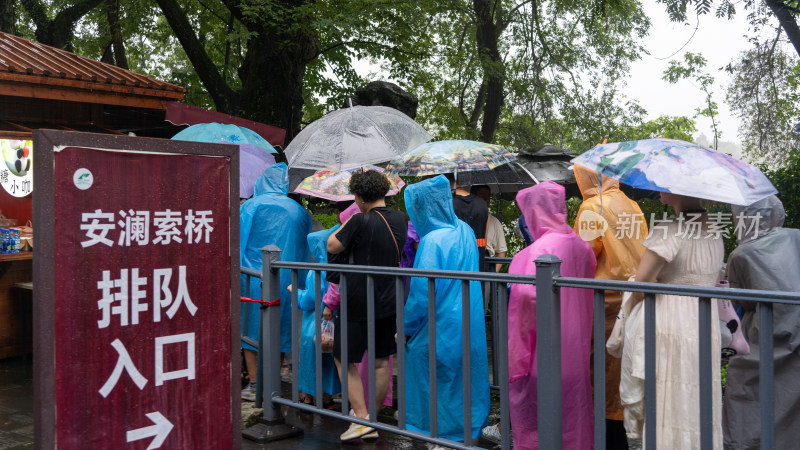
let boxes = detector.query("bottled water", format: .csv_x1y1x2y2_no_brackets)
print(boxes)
11,228,19,253
0,228,8,254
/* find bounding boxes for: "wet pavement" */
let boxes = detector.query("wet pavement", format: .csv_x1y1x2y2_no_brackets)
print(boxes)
0,357,34,449
0,357,497,449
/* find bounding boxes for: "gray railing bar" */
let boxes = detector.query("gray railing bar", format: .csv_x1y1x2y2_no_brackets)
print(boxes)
315,270,323,410
462,279,472,446
274,261,537,284
486,256,512,266
256,252,271,409
396,275,407,430
697,297,714,450
340,274,349,416
491,281,500,386
644,292,656,450
241,267,261,277
243,274,251,339
291,269,300,404
241,336,258,348
535,255,562,449
497,281,511,450
272,261,800,304
759,302,775,449
555,276,800,304
260,245,281,418
255,320,264,408
699,297,713,450
367,275,377,423
272,397,485,449
428,277,438,438
594,289,606,450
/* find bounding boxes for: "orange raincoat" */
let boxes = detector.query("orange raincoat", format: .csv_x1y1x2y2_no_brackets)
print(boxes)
573,165,647,421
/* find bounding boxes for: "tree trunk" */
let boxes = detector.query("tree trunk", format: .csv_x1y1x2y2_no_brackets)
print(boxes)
106,0,128,69
156,0,233,111
0,0,16,34
235,23,318,143
473,0,505,143
765,0,800,58
21,0,105,49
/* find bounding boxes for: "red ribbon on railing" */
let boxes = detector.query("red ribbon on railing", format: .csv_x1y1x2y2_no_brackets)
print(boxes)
240,296,280,307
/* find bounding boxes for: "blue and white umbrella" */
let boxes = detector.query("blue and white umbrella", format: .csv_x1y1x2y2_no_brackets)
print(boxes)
571,138,777,206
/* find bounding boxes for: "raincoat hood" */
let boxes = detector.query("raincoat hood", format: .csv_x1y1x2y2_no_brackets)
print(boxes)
732,195,785,244
307,226,338,263
339,201,360,223
574,164,620,199
516,180,573,240
254,162,289,196
405,175,457,238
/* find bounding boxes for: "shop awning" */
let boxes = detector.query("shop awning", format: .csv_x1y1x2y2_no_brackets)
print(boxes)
164,102,286,147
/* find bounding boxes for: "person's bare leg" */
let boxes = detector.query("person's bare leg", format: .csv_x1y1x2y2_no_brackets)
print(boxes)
335,358,367,418
244,349,258,382
374,357,391,412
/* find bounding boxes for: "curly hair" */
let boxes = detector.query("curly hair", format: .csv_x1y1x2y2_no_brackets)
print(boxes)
349,169,392,203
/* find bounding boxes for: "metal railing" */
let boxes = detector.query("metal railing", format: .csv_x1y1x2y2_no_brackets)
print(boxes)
241,245,800,449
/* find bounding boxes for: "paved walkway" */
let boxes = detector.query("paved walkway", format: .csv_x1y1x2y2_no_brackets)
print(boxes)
0,357,499,449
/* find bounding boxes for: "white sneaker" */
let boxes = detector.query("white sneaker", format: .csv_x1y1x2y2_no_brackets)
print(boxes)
340,414,376,441
240,381,256,402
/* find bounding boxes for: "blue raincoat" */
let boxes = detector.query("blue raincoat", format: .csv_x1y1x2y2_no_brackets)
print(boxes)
403,175,490,440
297,227,342,397
240,163,311,353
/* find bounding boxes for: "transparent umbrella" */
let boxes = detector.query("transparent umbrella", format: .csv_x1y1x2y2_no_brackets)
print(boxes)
284,105,433,171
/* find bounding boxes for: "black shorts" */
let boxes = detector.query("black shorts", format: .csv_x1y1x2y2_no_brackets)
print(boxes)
333,315,397,361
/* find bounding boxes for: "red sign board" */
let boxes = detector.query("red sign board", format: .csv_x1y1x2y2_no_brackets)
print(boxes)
34,132,239,449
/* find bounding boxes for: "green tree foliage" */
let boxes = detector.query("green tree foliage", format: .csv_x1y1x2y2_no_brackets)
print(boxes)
394,0,651,151
610,115,698,142
663,52,721,148
726,38,800,166
762,149,800,227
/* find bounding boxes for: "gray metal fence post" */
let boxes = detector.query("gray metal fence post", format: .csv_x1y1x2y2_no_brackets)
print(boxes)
698,297,713,450
242,245,303,443
759,302,775,449
535,254,563,449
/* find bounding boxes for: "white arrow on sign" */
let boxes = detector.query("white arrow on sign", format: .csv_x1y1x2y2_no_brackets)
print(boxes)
126,411,174,449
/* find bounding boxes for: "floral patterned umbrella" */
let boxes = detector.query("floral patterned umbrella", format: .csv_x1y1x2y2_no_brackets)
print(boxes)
293,165,404,201
571,138,777,205
385,140,516,177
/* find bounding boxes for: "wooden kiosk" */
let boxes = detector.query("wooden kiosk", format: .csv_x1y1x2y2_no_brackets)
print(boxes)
0,31,186,359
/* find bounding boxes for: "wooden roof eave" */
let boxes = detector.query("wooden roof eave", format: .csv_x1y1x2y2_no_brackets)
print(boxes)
0,79,184,109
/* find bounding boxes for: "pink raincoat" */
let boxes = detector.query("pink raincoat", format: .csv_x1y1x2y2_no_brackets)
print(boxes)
322,202,393,406
508,181,597,449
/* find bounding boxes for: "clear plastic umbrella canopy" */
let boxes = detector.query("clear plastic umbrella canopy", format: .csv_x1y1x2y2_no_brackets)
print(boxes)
284,105,433,171
571,138,777,206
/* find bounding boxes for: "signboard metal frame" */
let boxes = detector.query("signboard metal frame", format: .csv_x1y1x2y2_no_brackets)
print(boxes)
33,129,240,449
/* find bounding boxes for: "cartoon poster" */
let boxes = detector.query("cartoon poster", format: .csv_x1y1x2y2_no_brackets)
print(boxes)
0,139,33,197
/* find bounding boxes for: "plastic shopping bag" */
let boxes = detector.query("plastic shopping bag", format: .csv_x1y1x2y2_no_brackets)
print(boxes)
321,319,335,353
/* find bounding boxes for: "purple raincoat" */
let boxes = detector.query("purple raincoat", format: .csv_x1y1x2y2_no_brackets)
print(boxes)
508,181,597,450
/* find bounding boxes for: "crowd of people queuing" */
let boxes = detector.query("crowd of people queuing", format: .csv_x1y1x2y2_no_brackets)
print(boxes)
238,164,800,450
